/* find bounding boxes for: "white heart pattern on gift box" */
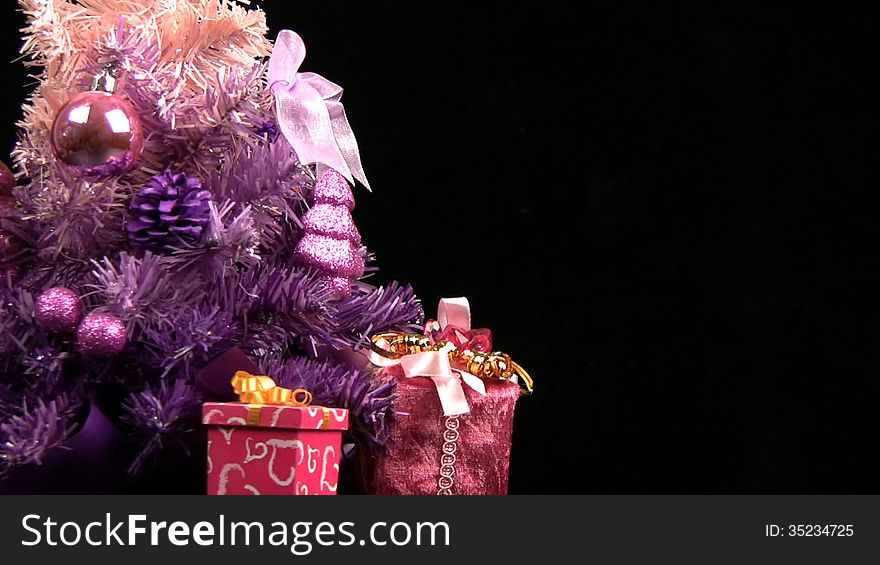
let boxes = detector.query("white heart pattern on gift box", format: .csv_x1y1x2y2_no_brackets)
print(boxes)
265,438,305,487
217,463,261,495
207,425,341,494
243,437,268,463
321,445,339,493
204,402,347,495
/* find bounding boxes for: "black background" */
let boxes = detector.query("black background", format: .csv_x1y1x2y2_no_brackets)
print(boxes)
2,1,878,493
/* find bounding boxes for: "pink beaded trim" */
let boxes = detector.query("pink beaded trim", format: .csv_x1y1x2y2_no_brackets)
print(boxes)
437,415,460,495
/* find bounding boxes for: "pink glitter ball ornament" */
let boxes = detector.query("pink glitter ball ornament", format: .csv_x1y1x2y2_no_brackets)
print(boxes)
34,287,83,332
51,91,144,179
77,312,127,358
294,169,365,297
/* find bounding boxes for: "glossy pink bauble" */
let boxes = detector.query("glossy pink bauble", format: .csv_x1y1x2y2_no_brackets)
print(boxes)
51,91,144,178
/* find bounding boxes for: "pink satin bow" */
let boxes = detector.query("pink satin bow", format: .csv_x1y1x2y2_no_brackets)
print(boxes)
368,298,486,416
268,30,371,190
400,350,486,416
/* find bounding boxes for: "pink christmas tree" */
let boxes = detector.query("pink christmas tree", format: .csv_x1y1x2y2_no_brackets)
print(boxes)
0,1,423,480
294,169,365,296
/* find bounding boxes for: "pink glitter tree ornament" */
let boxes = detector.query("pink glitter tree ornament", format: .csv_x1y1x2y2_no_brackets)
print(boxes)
294,169,365,297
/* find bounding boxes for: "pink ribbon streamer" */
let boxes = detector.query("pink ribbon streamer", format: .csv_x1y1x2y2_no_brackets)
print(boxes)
367,297,486,416
400,350,486,416
268,30,371,190
437,297,472,331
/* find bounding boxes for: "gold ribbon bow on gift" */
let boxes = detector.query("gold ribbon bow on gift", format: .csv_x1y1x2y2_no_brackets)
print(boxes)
231,371,313,406
369,332,535,396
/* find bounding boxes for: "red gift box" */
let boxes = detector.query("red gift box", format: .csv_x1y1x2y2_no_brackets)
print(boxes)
203,402,348,495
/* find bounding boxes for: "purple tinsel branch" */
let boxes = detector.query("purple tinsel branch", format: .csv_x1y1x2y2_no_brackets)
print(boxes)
12,177,130,260
264,357,396,450
0,394,83,474
334,281,425,348
0,288,36,360
19,346,72,397
210,262,340,355
87,252,201,333
259,213,306,269
162,200,260,275
169,64,272,175
204,136,308,205
141,305,238,379
120,380,201,475
102,32,271,186
0,288,74,397
16,258,96,296
97,19,163,74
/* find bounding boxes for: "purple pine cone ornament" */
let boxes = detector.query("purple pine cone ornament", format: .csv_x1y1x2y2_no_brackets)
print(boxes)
127,170,212,254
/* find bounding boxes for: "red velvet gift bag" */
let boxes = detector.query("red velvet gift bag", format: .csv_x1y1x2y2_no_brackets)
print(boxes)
359,365,521,495
203,402,348,495
357,297,528,495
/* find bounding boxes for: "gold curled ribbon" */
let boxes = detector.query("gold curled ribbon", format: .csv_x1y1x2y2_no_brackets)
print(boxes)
370,332,432,359
231,371,313,406
369,332,534,396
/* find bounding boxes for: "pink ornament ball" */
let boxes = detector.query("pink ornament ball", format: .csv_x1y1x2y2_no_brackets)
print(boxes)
51,91,144,178
34,287,83,332
77,312,127,358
